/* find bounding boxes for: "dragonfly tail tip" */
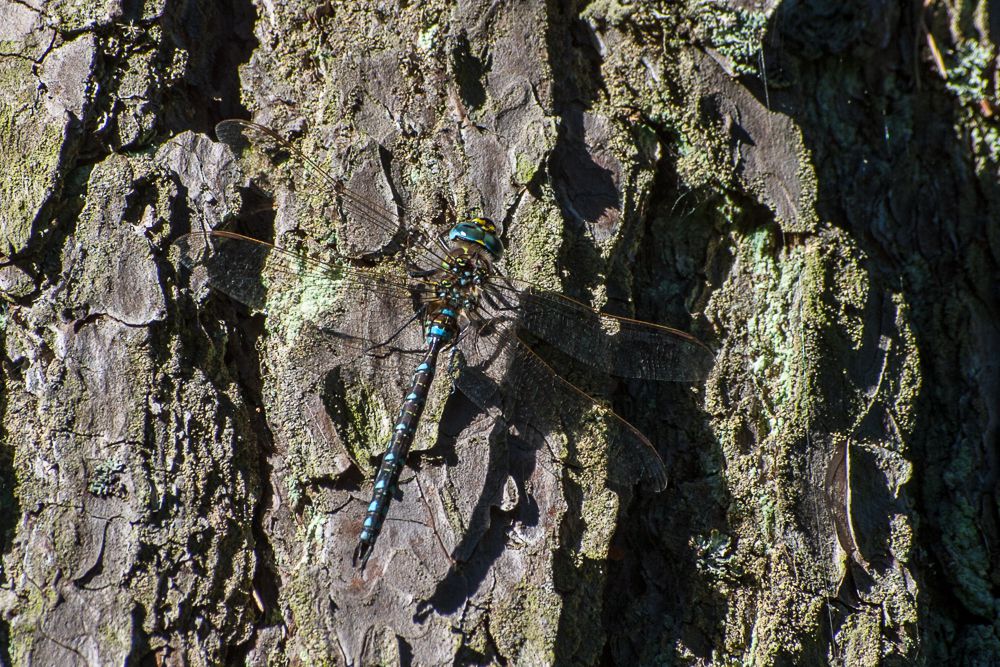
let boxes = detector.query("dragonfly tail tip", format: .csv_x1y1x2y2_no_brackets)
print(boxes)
353,543,372,570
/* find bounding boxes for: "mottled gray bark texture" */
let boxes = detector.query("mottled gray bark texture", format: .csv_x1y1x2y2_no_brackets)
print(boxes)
1,0,997,664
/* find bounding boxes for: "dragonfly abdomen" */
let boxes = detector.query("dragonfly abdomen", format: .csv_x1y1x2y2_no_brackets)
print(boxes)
353,308,458,568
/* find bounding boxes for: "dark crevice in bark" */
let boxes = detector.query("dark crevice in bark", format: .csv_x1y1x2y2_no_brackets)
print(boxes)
189,189,284,663
150,1,268,657
543,1,723,663
169,160,281,659
605,123,735,663
219,245,285,662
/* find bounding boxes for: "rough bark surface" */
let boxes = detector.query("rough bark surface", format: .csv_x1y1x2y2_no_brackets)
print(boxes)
1,0,997,665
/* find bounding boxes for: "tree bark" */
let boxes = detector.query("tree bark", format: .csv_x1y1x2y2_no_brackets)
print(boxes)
1,0,997,665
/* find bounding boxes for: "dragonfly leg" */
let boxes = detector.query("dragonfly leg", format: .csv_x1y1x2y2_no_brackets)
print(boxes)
363,307,425,355
481,282,520,312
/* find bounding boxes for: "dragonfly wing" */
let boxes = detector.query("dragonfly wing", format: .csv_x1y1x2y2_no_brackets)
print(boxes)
291,294,428,374
214,120,451,267
174,230,426,335
485,276,714,383
453,317,668,492
175,229,417,302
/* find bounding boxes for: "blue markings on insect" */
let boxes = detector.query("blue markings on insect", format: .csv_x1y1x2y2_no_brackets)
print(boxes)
384,453,395,462
368,500,379,512
375,478,387,490
363,517,374,528
441,308,457,318
428,324,451,341
448,221,502,259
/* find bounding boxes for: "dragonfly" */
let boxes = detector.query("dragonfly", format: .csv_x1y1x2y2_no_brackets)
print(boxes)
174,119,714,569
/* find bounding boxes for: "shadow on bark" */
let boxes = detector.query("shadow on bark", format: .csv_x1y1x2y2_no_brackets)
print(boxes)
155,0,275,661
750,2,996,660
542,2,727,663
159,0,258,136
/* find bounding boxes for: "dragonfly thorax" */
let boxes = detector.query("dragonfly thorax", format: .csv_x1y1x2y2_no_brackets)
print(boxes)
432,255,486,306
423,240,494,344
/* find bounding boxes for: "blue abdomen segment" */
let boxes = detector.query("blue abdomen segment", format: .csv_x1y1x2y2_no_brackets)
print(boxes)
427,325,450,341
353,310,458,568
425,308,459,345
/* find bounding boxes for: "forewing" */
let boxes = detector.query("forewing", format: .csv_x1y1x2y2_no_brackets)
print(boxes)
215,120,448,265
485,275,714,382
174,230,418,310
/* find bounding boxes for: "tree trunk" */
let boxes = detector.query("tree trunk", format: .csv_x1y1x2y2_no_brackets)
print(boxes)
1,0,996,664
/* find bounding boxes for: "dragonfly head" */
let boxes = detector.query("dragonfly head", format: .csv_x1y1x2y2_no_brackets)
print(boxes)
449,218,503,260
